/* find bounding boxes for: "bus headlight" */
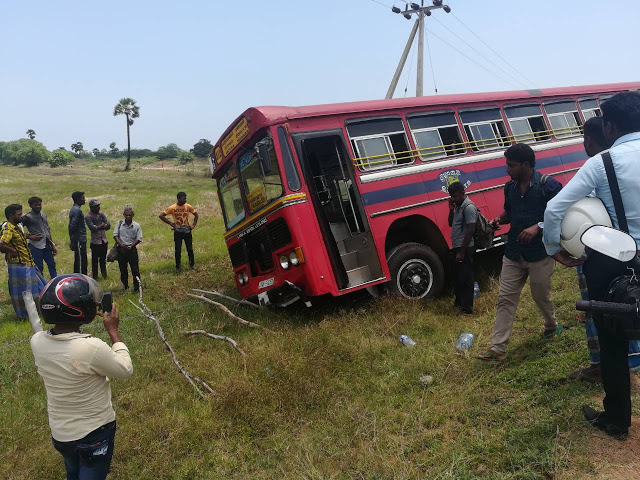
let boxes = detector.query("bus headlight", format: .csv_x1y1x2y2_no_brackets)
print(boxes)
280,255,290,270
289,251,299,266
237,272,245,285
242,271,249,283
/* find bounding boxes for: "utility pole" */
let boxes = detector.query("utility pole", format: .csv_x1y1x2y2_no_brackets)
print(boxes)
386,1,452,99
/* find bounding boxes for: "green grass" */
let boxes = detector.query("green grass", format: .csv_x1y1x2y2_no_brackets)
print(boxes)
0,163,635,479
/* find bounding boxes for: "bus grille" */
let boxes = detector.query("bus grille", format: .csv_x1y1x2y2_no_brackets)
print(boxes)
267,217,292,250
228,242,247,268
247,228,274,270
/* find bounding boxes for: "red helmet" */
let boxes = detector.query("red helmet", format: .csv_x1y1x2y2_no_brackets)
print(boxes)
38,274,104,324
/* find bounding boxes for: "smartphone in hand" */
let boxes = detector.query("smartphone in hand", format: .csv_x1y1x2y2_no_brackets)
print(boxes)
101,291,113,313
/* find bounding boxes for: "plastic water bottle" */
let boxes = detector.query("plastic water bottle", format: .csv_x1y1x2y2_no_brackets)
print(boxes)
456,333,474,351
400,335,416,347
473,282,480,298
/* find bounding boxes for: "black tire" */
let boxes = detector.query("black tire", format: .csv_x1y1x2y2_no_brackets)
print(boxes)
386,242,445,299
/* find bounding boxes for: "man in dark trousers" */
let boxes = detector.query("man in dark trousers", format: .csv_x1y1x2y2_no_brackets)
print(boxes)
68,191,87,275
448,181,477,315
159,192,199,271
85,199,111,280
113,206,142,292
545,92,640,439
476,143,563,361
22,196,58,278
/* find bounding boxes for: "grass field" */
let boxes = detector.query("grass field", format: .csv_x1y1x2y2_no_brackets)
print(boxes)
0,160,637,479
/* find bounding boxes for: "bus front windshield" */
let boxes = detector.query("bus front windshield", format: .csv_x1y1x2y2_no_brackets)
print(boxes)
219,133,284,230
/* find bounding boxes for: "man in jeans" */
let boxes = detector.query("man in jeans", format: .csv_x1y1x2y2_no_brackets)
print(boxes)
22,196,58,278
113,206,142,292
476,143,562,361
448,181,477,315
159,191,198,271
31,274,133,479
544,92,640,439
68,191,87,275
85,199,111,280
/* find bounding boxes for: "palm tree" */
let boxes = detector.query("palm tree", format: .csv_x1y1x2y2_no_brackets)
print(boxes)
71,142,84,157
92,148,100,158
26,129,36,140
113,98,140,171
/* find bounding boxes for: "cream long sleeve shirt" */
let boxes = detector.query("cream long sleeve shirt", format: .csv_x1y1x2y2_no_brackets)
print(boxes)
30,330,133,442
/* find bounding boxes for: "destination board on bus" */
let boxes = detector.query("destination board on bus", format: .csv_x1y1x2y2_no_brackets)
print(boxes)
222,117,249,157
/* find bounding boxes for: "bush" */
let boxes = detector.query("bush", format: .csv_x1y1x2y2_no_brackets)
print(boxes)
178,151,196,164
49,148,74,168
2,139,49,166
192,138,213,158
156,143,181,160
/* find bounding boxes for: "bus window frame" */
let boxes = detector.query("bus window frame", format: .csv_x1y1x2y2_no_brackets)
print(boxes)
345,115,414,172
459,105,510,152
502,101,552,145
217,160,247,231
406,109,467,163
275,125,302,192
543,98,583,139
578,97,602,122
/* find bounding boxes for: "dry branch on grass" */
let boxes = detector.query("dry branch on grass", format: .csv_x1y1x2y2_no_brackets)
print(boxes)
129,278,214,398
185,330,247,375
186,293,275,333
192,288,260,309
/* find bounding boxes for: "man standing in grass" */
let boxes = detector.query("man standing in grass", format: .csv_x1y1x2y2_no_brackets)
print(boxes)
159,191,199,271
22,196,58,279
113,206,142,292
85,199,111,280
0,204,47,319
476,143,562,362
69,191,88,275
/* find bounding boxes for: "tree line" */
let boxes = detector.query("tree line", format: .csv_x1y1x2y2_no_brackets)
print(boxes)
1,98,214,169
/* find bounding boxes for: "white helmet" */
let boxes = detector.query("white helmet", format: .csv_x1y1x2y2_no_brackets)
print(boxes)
561,197,612,258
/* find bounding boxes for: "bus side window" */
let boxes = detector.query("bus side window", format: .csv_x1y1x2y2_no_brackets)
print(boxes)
277,127,301,191
543,100,583,138
460,108,509,152
407,111,465,162
578,98,601,121
503,103,551,143
346,117,412,172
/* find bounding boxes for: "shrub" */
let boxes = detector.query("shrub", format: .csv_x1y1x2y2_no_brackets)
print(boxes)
49,148,74,168
178,151,196,164
192,139,213,158
2,139,49,166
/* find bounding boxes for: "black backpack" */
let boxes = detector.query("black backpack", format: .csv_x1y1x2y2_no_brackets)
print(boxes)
463,203,494,250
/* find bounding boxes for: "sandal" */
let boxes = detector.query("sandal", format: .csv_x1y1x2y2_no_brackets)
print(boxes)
542,325,563,339
475,350,506,362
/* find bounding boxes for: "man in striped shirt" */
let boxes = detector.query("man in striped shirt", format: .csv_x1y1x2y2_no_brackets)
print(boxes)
0,204,46,319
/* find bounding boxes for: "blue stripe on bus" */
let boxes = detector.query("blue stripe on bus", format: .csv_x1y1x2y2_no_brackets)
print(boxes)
361,150,586,206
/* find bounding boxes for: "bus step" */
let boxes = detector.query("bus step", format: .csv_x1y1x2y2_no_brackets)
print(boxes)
346,265,372,287
340,251,359,271
329,222,351,242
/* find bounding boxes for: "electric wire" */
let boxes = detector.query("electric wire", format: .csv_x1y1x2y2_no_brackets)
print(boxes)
367,0,393,8
426,27,521,89
451,12,537,88
424,28,438,94
403,39,417,97
432,16,530,90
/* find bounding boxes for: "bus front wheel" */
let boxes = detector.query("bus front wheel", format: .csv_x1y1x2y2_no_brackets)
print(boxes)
387,243,444,299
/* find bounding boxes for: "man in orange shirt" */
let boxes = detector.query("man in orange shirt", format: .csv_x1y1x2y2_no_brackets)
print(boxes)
159,191,199,271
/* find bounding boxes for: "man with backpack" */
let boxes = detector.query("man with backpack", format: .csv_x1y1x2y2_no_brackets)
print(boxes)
476,143,563,361
448,181,477,315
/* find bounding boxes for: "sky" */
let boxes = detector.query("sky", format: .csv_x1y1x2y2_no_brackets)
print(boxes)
1,0,639,152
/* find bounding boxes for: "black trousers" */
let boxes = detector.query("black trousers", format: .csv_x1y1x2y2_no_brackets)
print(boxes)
174,231,194,268
452,247,475,312
117,247,140,290
73,241,88,275
90,242,108,280
583,251,632,429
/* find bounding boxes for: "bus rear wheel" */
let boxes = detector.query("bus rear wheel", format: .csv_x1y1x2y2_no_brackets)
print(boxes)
387,243,444,299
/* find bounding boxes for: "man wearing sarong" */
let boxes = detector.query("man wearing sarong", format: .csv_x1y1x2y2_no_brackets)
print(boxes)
0,204,47,319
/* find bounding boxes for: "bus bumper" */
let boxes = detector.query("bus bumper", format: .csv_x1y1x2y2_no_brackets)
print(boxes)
256,280,312,308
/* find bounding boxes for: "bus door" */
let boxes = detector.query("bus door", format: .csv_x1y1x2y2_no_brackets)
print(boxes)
292,130,383,290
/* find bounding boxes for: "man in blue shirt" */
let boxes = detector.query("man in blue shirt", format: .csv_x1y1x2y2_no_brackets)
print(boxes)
544,92,640,440
68,191,87,275
476,143,562,361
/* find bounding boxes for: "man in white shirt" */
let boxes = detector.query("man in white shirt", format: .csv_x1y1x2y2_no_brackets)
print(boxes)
31,274,133,479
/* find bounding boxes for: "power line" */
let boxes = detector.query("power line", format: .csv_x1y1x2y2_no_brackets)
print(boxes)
450,12,536,88
425,29,438,95
367,0,392,8
426,27,521,89
431,16,530,89
403,40,417,97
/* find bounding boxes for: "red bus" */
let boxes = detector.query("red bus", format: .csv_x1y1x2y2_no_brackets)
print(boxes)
211,82,640,307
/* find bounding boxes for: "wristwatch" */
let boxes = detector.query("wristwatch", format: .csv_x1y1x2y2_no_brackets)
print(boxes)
537,222,544,230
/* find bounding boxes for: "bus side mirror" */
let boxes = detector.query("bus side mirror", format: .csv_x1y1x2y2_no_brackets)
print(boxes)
257,143,272,175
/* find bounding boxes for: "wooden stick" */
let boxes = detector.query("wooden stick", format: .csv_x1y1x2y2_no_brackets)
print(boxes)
191,289,260,309
129,280,214,398
185,330,247,375
186,293,275,333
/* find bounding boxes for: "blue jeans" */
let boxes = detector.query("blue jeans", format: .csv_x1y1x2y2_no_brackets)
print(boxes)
52,421,116,480
29,243,57,278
